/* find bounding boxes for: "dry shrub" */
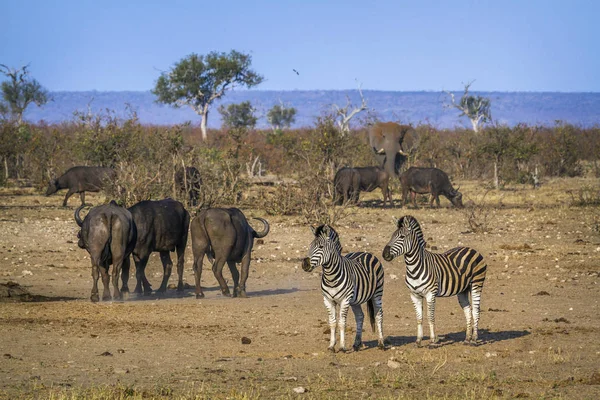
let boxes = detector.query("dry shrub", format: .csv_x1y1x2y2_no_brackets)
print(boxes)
566,185,600,207
462,190,493,233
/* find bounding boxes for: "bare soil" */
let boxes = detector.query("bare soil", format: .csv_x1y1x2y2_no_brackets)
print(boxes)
0,179,599,399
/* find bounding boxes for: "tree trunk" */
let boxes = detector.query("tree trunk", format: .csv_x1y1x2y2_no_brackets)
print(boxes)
493,158,499,189
471,118,479,133
3,156,8,180
200,107,209,141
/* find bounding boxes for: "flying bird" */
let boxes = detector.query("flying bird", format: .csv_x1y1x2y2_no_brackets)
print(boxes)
293,69,300,75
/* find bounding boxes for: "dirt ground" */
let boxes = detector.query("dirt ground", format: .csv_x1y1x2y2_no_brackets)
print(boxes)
0,179,599,399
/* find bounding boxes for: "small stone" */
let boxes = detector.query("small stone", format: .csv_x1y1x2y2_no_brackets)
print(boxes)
114,368,129,374
293,387,307,394
117,349,125,354
387,359,401,369
99,351,112,357
241,337,252,344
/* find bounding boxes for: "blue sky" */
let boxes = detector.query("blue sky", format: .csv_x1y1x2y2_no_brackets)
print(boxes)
2,0,599,92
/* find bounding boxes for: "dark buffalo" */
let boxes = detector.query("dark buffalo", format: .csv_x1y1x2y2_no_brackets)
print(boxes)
334,167,392,207
190,208,269,299
46,166,115,207
75,201,137,302
175,166,202,207
400,167,463,208
125,199,190,295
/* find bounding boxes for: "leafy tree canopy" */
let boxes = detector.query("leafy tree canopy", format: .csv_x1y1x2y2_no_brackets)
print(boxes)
218,101,257,129
267,103,297,131
0,64,50,124
152,50,263,140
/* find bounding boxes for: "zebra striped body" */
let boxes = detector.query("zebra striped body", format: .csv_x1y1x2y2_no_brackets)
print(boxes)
303,225,385,352
383,215,487,346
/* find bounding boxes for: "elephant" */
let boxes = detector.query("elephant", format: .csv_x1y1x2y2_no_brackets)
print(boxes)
368,122,415,178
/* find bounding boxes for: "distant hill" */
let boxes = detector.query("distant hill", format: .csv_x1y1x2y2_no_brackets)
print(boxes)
24,90,600,128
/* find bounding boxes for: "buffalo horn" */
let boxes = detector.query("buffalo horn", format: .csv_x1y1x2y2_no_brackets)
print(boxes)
74,204,85,227
253,217,270,238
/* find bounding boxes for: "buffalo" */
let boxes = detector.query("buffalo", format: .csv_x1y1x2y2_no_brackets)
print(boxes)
400,167,463,208
75,201,137,302
175,166,202,207
124,199,190,296
47,166,115,207
190,208,269,298
334,167,392,207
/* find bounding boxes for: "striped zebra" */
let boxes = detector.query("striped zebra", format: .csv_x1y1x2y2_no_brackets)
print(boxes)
382,215,487,346
302,225,385,352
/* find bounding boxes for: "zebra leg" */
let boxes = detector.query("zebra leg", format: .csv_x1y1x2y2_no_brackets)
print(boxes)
338,301,351,352
410,293,424,347
425,292,439,346
324,297,337,352
471,285,484,344
457,291,473,344
351,304,364,351
372,296,385,350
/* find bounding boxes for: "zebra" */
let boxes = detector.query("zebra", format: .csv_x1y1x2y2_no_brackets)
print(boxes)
382,215,487,346
302,225,385,352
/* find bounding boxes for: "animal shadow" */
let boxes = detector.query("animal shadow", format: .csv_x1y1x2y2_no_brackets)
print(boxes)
386,329,530,347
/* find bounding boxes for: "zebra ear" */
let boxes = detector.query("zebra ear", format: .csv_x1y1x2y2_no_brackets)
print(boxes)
322,225,331,236
392,216,399,227
310,225,317,235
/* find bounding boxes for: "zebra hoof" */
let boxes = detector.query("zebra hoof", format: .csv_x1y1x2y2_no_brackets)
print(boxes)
377,343,387,350
327,346,336,353
339,347,349,353
196,293,205,299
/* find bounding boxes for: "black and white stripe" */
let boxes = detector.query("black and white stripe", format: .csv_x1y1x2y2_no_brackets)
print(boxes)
303,225,385,352
383,215,487,346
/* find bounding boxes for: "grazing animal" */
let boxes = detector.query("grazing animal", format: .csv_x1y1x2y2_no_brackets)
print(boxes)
74,201,137,302
382,215,487,346
175,166,202,207
302,225,385,352
333,167,392,207
124,199,190,295
368,122,414,178
46,166,115,207
399,167,463,208
190,208,269,298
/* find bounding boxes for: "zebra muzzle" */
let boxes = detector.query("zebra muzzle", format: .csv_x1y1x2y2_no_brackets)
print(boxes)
382,246,393,262
301,258,314,272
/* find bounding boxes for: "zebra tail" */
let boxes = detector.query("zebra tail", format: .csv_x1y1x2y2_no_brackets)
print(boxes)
367,298,376,333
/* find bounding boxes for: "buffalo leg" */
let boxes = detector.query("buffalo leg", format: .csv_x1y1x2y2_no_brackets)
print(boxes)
90,263,100,302
133,255,152,295
212,256,231,296
120,257,131,294
411,192,419,208
192,250,205,298
62,189,76,207
99,266,111,301
175,244,185,292
79,192,86,206
111,259,123,301
227,261,240,297
237,252,251,298
157,251,173,293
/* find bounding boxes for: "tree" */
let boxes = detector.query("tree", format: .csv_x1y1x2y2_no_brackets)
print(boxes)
218,101,257,129
332,83,368,135
266,102,296,132
0,64,50,124
152,50,263,140
445,81,491,133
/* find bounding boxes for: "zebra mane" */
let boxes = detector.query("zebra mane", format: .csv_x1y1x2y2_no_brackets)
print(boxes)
400,215,427,247
314,224,339,240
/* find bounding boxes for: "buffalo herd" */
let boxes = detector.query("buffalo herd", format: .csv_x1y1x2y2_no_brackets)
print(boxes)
52,122,465,301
